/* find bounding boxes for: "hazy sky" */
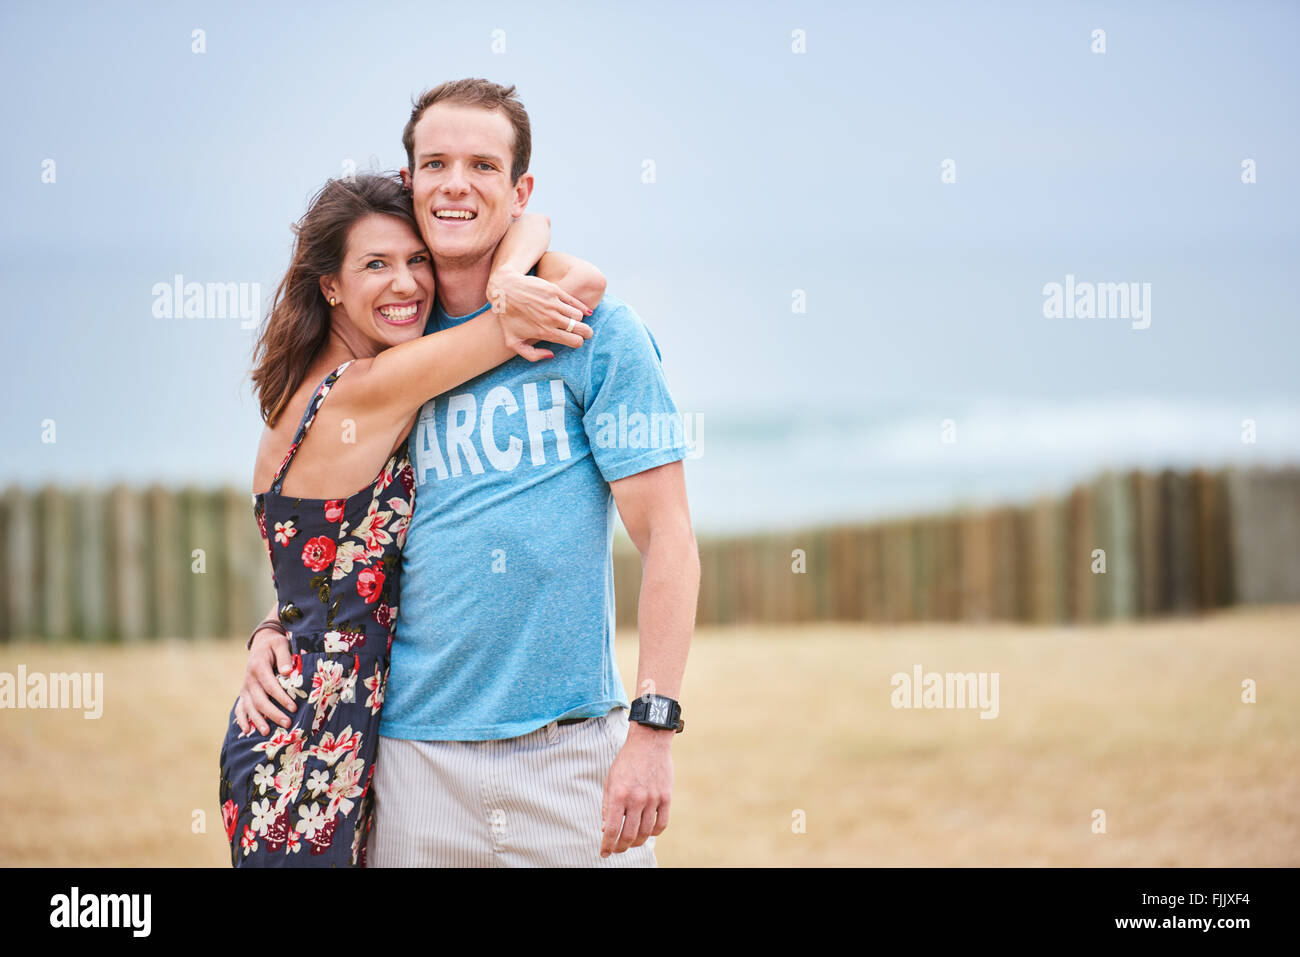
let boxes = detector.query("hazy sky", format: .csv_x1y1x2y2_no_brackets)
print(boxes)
2,1,1296,529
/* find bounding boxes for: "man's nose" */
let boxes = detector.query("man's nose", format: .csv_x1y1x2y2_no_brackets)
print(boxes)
440,163,471,196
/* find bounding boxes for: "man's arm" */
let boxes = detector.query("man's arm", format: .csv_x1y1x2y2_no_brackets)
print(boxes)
599,459,699,857
233,599,296,736
534,251,607,314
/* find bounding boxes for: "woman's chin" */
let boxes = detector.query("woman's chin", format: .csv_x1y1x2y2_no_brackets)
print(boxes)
377,324,424,348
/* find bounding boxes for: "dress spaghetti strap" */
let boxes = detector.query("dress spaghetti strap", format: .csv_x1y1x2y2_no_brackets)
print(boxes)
269,360,355,495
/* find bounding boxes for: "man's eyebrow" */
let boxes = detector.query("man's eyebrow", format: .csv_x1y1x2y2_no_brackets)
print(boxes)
416,151,505,164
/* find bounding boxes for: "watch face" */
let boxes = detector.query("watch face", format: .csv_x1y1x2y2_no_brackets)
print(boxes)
648,697,670,725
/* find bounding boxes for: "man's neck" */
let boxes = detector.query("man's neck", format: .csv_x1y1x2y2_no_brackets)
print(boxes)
433,254,494,318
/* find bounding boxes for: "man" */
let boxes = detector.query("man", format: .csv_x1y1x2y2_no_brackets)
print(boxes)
242,78,698,867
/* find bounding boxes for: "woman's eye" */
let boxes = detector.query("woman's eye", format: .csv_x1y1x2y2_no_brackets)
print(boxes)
366,260,385,270
409,254,428,265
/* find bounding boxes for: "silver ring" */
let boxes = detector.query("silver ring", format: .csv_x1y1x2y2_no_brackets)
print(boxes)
565,316,577,334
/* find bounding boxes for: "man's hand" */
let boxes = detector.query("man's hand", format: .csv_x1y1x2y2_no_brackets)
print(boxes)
233,626,296,737
600,720,674,857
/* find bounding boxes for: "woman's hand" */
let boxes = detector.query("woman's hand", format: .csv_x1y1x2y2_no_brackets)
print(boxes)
488,269,594,362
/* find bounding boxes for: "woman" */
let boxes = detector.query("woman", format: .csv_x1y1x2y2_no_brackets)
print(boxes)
217,172,605,867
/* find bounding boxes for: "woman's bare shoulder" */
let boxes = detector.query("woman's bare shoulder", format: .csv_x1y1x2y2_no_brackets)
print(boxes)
250,356,387,494
250,367,331,492
252,419,293,494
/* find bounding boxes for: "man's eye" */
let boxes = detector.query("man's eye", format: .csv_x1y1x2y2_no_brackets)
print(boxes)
477,162,493,171
424,160,441,169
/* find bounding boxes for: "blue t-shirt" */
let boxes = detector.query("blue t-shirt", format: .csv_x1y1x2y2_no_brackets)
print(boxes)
379,293,689,740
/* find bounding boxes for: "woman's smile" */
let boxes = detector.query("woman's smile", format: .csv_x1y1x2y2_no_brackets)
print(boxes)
376,299,424,326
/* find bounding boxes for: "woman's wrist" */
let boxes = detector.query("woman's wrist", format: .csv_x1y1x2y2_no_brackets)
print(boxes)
486,268,527,315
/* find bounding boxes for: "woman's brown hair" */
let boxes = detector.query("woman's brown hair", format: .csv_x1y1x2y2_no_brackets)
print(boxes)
250,173,419,426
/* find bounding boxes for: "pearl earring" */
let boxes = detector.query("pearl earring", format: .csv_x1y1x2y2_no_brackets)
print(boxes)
329,297,338,306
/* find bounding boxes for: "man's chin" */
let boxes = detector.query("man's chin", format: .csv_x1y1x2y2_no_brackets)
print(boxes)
425,235,508,269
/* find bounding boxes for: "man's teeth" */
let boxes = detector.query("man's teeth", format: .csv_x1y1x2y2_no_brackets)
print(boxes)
435,210,475,219
379,304,419,320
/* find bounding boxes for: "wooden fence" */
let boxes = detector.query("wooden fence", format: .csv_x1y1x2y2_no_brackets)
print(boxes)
1,466,1297,641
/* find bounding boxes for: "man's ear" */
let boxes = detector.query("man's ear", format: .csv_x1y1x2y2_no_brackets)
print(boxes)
400,167,412,190
510,172,535,218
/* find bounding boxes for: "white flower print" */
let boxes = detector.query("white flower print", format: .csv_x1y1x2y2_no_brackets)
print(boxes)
295,802,327,839
325,755,366,819
307,769,330,798
352,500,394,560
253,726,305,759
309,726,362,766
308,660,346,732
250,798,275,836
273,749,308,807
277,657,307,700
364,663,386,714
331,540,367,581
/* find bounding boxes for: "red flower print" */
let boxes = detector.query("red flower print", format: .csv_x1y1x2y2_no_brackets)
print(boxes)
264,808,291,853
324,500,345,523
372,602,394,630
310,816,339,856
399,464,415,496
301,536,337,572
222,799,239,842
356,564,385,604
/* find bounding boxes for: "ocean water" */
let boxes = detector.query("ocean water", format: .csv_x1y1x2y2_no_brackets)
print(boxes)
679,396,1300,534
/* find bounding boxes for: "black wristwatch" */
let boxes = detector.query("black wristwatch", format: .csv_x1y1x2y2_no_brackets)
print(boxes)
629,694,685,733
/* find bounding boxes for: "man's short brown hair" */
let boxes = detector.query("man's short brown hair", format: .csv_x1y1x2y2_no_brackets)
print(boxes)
402,78,532,184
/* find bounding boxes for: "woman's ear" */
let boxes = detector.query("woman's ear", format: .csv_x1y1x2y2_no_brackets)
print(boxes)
319,275,338,305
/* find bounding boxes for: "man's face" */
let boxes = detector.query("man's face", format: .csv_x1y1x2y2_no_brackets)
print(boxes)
402,102,532,268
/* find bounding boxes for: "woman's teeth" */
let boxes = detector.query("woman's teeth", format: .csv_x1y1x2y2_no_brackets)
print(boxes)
379,304,419,321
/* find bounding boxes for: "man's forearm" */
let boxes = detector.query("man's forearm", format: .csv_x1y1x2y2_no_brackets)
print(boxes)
245,599,282,651
629,527,699,730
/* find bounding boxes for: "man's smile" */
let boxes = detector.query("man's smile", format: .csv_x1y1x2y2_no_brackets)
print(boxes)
433,206,477,223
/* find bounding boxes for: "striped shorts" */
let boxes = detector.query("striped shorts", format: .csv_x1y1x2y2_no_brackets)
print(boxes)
368,706,658,867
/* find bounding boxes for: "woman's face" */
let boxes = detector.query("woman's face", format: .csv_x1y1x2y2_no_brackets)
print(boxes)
322,213,434,352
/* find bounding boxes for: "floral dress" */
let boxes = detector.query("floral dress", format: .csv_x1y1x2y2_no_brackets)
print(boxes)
218,359,415,867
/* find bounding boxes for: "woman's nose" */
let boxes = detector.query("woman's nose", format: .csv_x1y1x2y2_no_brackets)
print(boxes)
392,267,417,294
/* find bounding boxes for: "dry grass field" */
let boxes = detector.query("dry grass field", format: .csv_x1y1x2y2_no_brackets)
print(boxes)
2,605,1297,867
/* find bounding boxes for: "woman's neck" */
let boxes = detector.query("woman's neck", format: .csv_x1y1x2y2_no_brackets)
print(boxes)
321,325,383,365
